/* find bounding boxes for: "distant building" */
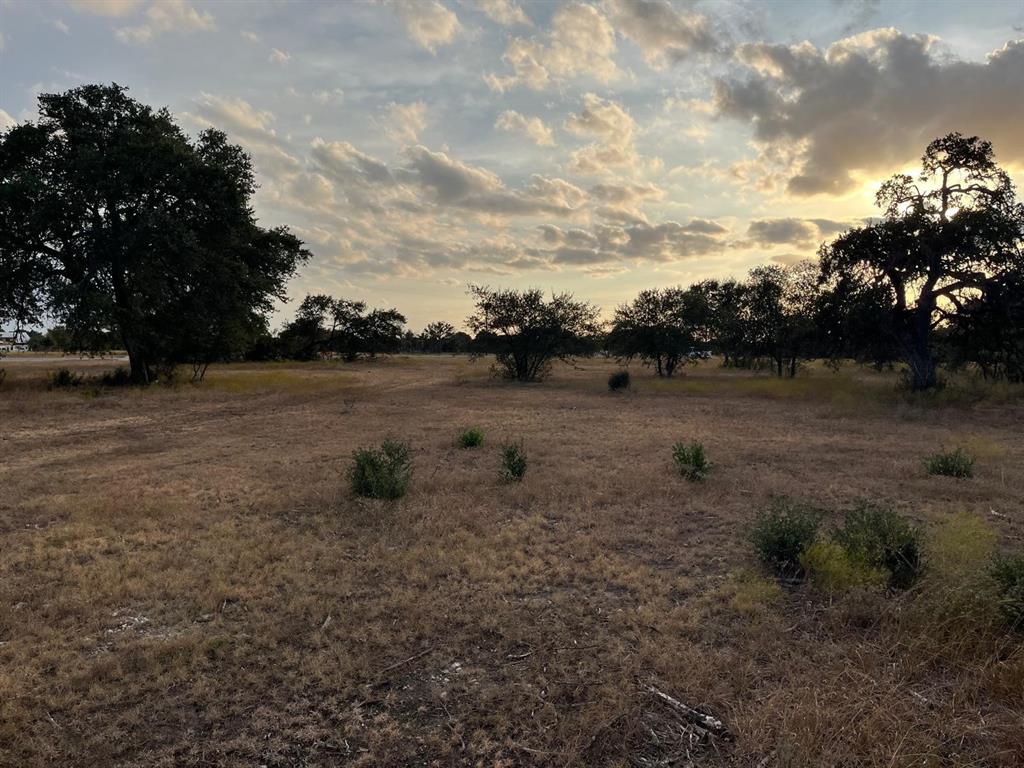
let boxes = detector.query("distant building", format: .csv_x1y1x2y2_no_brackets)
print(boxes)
0,334,28,352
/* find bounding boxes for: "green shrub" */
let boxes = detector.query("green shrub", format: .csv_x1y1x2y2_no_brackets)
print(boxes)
500,442,527,482
924,447,974,478
48,367,84,389
457,427,485,448
672,441,709,481
608,370,630,392
349,439,413,499
990,554,1024,630
98,367,133,387
834,503,923,589
799,539,887,594
751,501,822,579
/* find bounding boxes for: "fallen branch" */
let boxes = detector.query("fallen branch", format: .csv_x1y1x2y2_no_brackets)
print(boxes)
641,682,732,740
379,645,435,675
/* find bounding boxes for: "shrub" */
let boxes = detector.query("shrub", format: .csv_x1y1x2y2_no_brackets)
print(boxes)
98,367,133,387
0,368,5,387
500,442,527,482
672,441,709,481
799,539,887,594
608,370,630,392
834,504,923,589
457,427,485,448
924,447,975,478
349,439,412,499
48,367,84,389
990,554,1024,630
751,501,822,580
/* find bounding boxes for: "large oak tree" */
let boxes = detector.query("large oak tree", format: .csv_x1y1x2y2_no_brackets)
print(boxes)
0,84,309,383
820,133,1024,390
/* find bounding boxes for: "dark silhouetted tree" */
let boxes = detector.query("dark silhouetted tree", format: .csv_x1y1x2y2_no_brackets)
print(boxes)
0,84,309,383
420,321,456,353
820,133,1024,390
607,287,702,377
466,285,601,382
280,294,405,361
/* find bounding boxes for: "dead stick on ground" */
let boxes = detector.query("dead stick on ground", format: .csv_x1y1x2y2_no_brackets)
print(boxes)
378,646,435,676
641,682,731,739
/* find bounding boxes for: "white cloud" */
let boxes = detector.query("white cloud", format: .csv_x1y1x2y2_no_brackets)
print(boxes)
745,218,851,247
241,30,260,43
564,93,643,175
54,19,71,34
495,110,555,146
0,109,16,131
473,0,531,27
388,0,462,53
115,0,215,45
385,101,429,144
714,30,1024,195
485,2,620,91
269,48,291,64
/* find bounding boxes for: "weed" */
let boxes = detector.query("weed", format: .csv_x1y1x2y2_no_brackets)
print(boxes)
834,504,922,589
990,554,1024,630
457,427,485,448
500,442,527,482
672,441,709,481
751,501,822,580
924,447,975,478
608,370,631,392
349,439,413,499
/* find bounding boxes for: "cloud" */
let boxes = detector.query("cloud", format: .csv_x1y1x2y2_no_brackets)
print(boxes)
0,32,5,52
495,110,555,146
604,0,717,68
69,0,142,16
536,218,729,265
484,2,620,91
269,48,291,64
745,217,850,246
564,93,642,174
312,88,345,105
241,30,260,43
0,109,15,131
473,0,531,27
714,30,1024,195
54,19,71,34
115,0,215,44
385,101,429,144
388,0,462,53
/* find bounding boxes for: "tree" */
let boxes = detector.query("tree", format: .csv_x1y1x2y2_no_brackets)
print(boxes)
947,270,1024,382
420,321,456,353
607,287,701,377
279,294,405,361
743,262,823,377
820,133,1024,390
466,285,602,382
0,84,309,383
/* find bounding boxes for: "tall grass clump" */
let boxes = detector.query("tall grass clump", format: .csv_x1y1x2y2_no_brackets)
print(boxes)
48,368,84,389
608,370,630,392
751,501,822,580
349,439,412,499
457,427,485,448
834,503,923,589
990,554,1024,630
98,367,133,387
500,442,527,482
672,441,709,481
924,447,975,478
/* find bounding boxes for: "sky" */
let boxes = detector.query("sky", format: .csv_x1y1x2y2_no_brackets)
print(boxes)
1,0,1023,331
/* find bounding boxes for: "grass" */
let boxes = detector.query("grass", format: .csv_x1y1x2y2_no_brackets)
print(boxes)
2,355,1024,766
924,446,976,478
457,426,485,448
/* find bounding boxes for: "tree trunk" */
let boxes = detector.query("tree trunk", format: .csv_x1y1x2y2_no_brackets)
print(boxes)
901,308,938,391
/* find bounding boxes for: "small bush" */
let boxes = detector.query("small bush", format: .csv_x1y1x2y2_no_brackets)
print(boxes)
834,504,923,589
990,554,1024,630
672,441,709,481
608,370,630,392
457,427,485,448
98,367,133,387
800,539,887,594
0,368,6,387
751,501,822,579
924,447,975,478
349,439,413,499
48,367,84,389
500,442,527,482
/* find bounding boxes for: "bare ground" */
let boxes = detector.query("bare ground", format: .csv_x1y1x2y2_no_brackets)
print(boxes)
1,356,1023,767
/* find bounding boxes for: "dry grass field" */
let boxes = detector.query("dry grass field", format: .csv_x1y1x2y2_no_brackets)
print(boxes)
1,355,1023,767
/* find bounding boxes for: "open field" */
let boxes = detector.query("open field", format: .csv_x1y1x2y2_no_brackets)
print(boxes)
2,356,1023,767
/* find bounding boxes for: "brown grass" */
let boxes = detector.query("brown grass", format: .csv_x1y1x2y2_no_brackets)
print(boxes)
1,355,1023,767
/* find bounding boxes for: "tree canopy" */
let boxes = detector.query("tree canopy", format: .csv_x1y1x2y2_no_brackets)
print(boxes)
820,133,1024,390
0,83,309,383
466,285,602,382
280,294,407,361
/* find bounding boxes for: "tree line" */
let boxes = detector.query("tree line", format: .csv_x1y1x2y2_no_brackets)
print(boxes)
2,85,1023,392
